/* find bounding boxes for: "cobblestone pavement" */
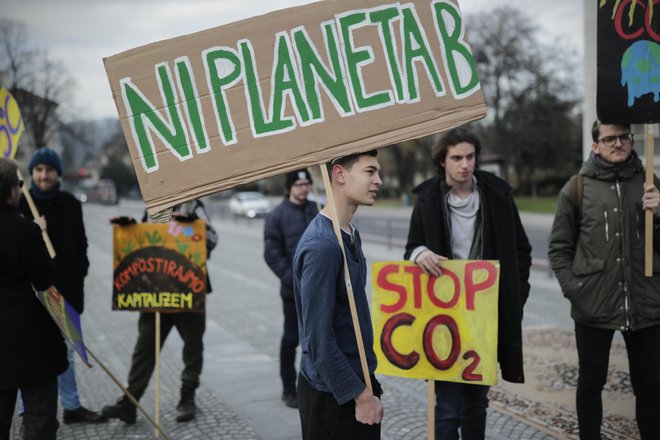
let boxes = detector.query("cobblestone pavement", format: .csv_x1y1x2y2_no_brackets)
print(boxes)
10,201,572,439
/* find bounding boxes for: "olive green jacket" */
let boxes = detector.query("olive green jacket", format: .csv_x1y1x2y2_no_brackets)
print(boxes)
548,152,660,331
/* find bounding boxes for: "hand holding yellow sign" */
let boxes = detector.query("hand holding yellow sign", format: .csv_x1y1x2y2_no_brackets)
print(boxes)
371,260,500,385
0,87,24,159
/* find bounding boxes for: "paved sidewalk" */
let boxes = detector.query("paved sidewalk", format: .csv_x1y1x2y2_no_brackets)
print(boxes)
10,202,568,439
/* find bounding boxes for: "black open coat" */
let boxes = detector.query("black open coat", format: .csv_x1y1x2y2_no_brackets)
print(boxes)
20,190,89,313
0,204,67,389
404,170,532,383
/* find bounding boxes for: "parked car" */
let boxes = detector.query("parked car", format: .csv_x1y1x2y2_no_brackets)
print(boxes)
228,191,271,218
88,179,119,205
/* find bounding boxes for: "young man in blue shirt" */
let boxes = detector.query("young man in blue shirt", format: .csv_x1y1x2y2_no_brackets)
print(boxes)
293,151,384,439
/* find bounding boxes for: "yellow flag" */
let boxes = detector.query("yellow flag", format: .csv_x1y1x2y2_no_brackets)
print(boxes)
0,87,25,159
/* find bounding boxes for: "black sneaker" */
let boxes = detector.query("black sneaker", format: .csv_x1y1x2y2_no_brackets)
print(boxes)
176,390,196,423
102,396,137,424
63,406,108,424
281,391,298,409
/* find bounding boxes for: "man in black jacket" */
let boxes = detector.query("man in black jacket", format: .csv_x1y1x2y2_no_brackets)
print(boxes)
19,147,106,424
404,128,531,440
264,169,318,408
0,157,67,439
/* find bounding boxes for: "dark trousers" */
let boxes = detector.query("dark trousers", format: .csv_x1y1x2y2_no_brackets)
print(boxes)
281,297,299,393
575,322,660,440
127,311,206,400
434,381,489,440
297,373,381,440
0,377,58,440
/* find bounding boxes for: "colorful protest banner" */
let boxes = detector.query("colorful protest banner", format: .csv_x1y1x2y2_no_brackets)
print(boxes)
112,220,207,312
371,260,499,385
597,1,660,123
36,286,90,366
0,87,25,159
103,0,486,214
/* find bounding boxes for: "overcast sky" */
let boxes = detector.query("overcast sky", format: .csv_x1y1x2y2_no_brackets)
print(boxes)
3,0,581,119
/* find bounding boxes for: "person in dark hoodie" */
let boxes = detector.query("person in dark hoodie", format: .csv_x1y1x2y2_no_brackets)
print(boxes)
0,157,67,439
264,169,318,408
404,127,531,440
19,147,107,424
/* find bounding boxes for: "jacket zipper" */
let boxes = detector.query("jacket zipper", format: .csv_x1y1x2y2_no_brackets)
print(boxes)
615,180,631,332
604,210,609,242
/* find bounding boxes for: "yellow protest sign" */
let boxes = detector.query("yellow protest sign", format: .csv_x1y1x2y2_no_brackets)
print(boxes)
112,220,207,312
0,87,24,159
371,260,499,385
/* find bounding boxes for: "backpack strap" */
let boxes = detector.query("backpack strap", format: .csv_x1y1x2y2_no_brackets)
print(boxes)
567,174,583,220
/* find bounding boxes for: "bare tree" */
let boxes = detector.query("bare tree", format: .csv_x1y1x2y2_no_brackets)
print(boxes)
466,7,582,193
0,19,72,157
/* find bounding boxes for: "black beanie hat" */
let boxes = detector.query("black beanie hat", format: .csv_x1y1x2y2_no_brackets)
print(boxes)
28,147,63,176
285,169,312,191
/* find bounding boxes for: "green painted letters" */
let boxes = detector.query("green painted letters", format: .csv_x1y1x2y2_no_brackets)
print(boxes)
203,47,241,145
433,0,479,98
121,63,191,173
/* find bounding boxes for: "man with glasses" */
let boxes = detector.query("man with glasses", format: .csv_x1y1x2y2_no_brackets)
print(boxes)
264,169,318,408
549,120,660,439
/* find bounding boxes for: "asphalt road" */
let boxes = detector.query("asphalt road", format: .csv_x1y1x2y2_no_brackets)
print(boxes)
71,198,571,439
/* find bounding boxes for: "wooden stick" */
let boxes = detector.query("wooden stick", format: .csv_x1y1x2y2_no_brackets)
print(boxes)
84,346,173,440
427,380,435,439
645,124,655,277
147,208,172,438
319,164,373,394
16,169,56,258
155,311,161,437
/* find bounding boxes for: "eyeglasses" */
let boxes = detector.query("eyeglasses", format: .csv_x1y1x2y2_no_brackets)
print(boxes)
597,133,634,147
292,182,310,188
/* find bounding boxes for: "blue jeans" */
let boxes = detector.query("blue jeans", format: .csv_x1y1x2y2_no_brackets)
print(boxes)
575,322,660,440
0,377,59,440
435,381,489,440
58,341,81,410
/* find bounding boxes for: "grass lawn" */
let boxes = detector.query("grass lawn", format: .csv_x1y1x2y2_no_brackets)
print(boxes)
513,196,557,214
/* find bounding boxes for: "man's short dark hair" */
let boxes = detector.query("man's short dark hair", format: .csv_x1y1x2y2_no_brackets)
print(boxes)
432,127,481,170
327,150,378,178
0,158,19,202
591,119,631,142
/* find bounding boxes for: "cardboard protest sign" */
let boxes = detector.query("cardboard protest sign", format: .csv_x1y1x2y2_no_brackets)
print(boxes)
0,87,24,159
371,260,499,385
36,286,90,366
104,0,486,214
597,1,660,123
112,220,207,312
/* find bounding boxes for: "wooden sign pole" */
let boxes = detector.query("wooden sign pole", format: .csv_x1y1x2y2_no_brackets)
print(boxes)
17,169,56,258
319,164,373,394
84,347,173,440
645,124,655,277
427,381,435,439
147,207,172,437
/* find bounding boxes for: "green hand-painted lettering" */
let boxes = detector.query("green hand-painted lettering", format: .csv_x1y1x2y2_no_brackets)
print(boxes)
402,6,444,101
370,7,405,102
175,57,209,152
121,63,191,173
271,32,309,128
240,40,286,136
339,12,392,111
433,1,479,98
204,47,241,145
293,23,353,119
